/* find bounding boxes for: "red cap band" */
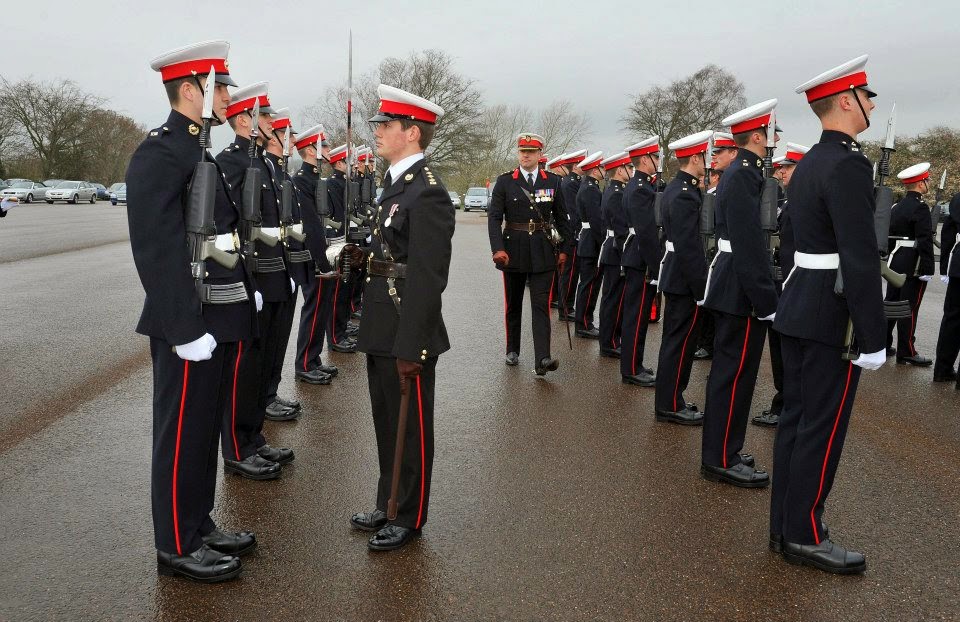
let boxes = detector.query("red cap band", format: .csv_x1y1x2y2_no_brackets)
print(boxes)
379,99,438,123
159,58,228,82
603,155,631,170
804,71,869,103
271,118,291,130
675,143,709,158
714,137,736,148
328,150,347,163
518,136,544,150
730,114,772,135
785,150,805,162
294,134,324,150
627,144,659,158
226,95,271,119
901,171,930,185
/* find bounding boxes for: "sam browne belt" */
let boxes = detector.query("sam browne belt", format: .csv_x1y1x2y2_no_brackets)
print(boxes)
505,220,551,234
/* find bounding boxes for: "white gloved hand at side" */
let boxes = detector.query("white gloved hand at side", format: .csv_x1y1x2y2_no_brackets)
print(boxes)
650,280,658,286
919,274,933,282
852,348,885,371
254,291,263,312
759,312,776,322
696,299,706,306
942,275,950,284
175,333,217,362
290,277,296,293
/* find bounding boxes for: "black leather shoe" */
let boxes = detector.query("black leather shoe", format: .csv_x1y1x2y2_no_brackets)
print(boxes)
700,462,770,488
265,401,300,421
897,354,933,367
505,352,519,366
295,369,332,385
368,525,421,551
655,408,704,426
693,347,713,360
535,357,559,376
350,509,388,532
224,454,281,480
886,346,897,356
576,327,600,339
202,528,257,556
600,347,621,358
317,363,339,377
782,539,866,574
257,444,294,465
274,396,301,411
770,524,829,553
157,544,241,583
739,453,755,468
752,410,780,427
622,372,656,387
933,368,957,382
331,342,357,353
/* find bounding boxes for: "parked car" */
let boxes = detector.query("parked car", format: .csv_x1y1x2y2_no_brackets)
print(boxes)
448,191,462,209
463,186,489,212
92,183,110,200
2,181,49,203
45,180,98,204
43,179,64,189
110,183,127,205
107,182,124,194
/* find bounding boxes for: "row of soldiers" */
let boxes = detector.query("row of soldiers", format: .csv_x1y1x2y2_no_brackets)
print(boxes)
127,40,455,582
488,54,960,575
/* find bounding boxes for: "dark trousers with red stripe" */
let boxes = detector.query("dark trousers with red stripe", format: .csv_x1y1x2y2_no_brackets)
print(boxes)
296,277,334,372
766,327,785,416
655,294,701,413
575,257,602,330
150,338,238,555
502,270,553,361
885,277,928,356
620,267,655,377
771,336,861,545
701,312,768,468
367,354,437,530
328,273,355,347
238,300,290,450
266,291,297,405
559,247,579,315
935,278,960,375
220,339,261,461
598,264,625,350
696,310,716,355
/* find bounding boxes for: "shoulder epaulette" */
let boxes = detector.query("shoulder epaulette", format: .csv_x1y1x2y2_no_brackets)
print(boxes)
148,125,170,138
423,166,438,186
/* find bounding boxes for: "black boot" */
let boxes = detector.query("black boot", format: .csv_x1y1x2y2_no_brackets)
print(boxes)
156,545,242,583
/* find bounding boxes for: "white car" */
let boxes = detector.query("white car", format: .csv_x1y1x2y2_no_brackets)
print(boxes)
448,191,462,209
1,181,49,204
45,180,98,204
463,187,489,212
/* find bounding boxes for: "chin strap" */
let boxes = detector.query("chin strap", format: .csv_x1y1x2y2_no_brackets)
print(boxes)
850,87,870,130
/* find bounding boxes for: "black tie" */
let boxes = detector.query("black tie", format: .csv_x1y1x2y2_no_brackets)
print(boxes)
527,173,534,187
384,171,393,188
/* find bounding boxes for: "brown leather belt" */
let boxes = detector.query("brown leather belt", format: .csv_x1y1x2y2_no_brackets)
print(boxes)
368,257,407,280
505,221,550,234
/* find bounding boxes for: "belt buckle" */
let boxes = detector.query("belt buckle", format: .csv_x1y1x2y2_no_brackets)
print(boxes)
367,254,373,272
232,231,240,250
528,221,536,234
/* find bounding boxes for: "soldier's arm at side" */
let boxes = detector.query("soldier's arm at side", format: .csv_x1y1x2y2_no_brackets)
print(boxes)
393,185,456,362
551,182,573,252
635,186,662,276
487,176,507,253
941,195,960,274
914,202,935,276
126,140,207,345
827,155,886,353
725,171,778,317
672,191,708,299
293,179,333,272
587,188,603,233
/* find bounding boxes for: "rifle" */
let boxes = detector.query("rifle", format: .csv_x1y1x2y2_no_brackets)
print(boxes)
652,141,666,240
699,134,717,256
760,110,781,281
932,169,945,250
239,99,279,266
339,30,359,283
185,67,239,305
279,126,306,246
839,104,911,360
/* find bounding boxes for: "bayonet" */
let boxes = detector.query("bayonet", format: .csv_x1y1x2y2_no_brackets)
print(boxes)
248,98,261,160
884,103,897,150
199,65,215,150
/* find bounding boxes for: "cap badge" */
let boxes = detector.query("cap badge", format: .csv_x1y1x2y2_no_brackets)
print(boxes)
188,124,200,136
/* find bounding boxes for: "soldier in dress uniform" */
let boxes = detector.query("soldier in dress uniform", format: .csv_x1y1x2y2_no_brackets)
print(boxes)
771,55,884,574
934,191,960,385
324,144,359,354
700,100,780,488
693,132,738,361
574,152,605,338
653,131,712,425
216,83,299,476
128,40,257,582
488,133,573,375
753,143,808,428
558,150,587,321
884,163,936,366
596,152,632,358
619,138,662,386
349,85,455,551
349,147,376,323
292,124,341,384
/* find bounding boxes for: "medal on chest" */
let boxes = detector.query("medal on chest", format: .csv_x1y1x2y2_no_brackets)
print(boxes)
384,203,399,228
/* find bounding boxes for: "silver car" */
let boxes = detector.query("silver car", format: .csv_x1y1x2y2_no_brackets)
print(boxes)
463,187,489,212
1,181,49,204
448,191,462,209
45,180,98,204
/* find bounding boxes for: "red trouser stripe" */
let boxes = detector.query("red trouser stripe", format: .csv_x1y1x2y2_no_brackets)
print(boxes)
722,317,751,468
673,305,699,411
611,280,626,348
502,272,510,350
908,281,926,356
583,267,598,330
330,278,341,344
631,281,648,376
303,281,323,370
548,274,555,310
231,343,242,460
810,362,853,544
414,377,427,529
172,360,189,555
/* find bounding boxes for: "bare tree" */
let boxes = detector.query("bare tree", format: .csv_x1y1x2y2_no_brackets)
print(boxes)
861,126,960,201
83,109,147,183
537,100,591,159
622,65,747,150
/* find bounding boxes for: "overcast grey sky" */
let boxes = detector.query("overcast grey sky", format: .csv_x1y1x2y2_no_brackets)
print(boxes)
6,0,959,158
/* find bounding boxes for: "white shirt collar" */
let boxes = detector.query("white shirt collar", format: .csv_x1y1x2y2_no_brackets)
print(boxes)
387,152,424,184
520,165,538,182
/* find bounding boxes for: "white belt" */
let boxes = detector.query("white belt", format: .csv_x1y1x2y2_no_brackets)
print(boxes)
581,222,591,229
260,226,281,239
656,242,675,293
214,232,239,252
888,238,916,269
794,252,839,269
606,229,615,237
664,241,675,252
628,227,636,235
289,223,303,235
703,242,726,299
948,234,960,275
717,238,732,253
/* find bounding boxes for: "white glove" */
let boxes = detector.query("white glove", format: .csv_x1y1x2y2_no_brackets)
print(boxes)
254,291,263,312
175,333,217,362
290,277,296,293
650,280,658,286
759,312,776,322
1,197,18,212
942,275,950,284
919,275,933,282
696,299,706,306
852,348,885,371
